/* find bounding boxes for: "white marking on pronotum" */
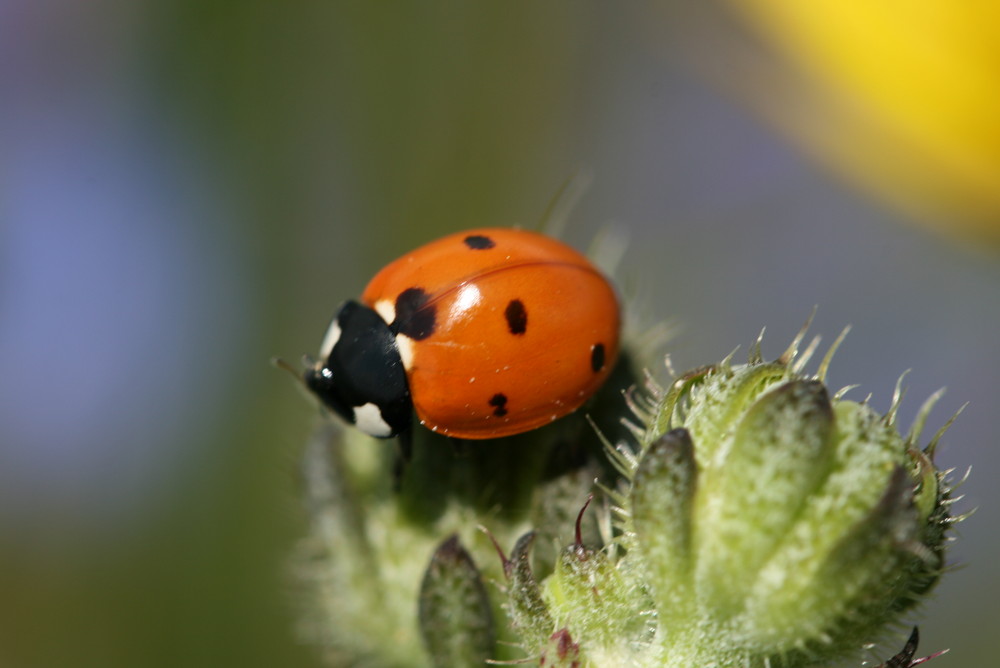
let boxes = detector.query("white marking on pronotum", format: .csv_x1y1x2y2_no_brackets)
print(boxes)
374,299,396,325
396,334,416,371
353,402,393,438
374,297,414,369
318,318,342,359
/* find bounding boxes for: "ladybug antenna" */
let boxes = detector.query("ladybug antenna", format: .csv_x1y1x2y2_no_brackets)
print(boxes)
270,356,307,389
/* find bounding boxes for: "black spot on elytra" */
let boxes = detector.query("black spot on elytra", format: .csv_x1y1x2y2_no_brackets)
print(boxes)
590,343,606,373
463,234,495,250
489,393,508,417
393,287,437,340
504,299,527,335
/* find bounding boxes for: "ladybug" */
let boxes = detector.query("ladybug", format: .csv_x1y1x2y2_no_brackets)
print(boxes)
303,228,620,440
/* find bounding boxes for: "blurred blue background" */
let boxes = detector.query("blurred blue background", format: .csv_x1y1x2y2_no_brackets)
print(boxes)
1,3,995,667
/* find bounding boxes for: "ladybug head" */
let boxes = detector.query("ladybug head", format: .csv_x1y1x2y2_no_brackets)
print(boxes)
303,300,412,438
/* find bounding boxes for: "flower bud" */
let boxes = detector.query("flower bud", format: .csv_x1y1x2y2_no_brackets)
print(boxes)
620,333,957,666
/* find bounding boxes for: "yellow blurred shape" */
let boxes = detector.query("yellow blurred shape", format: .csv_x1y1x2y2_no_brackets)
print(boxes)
727,0,1000,243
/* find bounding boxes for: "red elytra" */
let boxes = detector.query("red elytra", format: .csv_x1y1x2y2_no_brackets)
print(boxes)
360,228,620,439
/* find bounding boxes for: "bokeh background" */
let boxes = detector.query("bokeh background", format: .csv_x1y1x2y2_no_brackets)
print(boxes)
2,3,997,667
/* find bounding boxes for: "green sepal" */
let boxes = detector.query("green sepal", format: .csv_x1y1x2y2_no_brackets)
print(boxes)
504,532,554,651
417,535,495,667
629,428,698,623
697,379,836,619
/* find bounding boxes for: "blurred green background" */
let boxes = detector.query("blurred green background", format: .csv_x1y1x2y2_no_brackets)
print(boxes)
2,3,996,667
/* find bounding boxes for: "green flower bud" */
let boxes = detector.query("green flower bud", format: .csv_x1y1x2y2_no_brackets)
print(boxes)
540,498,653,657
618,331,955,666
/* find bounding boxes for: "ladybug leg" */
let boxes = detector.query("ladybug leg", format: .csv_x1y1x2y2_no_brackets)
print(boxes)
391,428,413,491
448,437,473,458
